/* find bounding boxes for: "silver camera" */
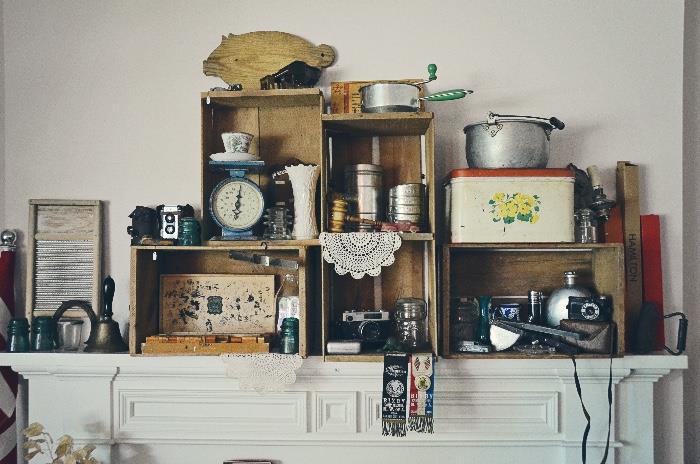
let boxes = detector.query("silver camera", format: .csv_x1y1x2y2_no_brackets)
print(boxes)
338,310,392,344
156,204,194,240
341,310,390,322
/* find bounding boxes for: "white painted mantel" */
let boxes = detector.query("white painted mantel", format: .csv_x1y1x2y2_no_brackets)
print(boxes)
0,353,686,464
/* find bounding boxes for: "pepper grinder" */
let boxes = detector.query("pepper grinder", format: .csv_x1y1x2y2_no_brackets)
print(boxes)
84,276,129,353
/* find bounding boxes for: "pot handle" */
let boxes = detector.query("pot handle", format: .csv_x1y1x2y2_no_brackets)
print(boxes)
488,112,565,130
421,89,473,101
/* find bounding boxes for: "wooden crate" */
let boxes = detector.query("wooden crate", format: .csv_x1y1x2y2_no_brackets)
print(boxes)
441,243,626,358
200,89,324,243
129,243,317,356
320,112,438,361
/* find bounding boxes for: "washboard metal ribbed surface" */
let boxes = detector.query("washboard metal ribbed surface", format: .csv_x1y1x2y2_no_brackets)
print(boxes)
27,200,102,318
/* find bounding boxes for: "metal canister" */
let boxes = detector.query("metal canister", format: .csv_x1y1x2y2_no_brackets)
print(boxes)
394,297,428,351
177,217,201,246
345,164,383,231
6,318,30,353
528,290,543,323
388,183,426,228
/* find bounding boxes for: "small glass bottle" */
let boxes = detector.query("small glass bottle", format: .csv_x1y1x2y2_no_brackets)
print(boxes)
30,316,56,352
475,296,492,345
177,217,201,246
280,317,299,354
451,298,479,350
6,318,30,353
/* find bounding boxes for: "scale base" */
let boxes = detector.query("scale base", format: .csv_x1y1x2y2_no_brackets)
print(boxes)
210,229,258,241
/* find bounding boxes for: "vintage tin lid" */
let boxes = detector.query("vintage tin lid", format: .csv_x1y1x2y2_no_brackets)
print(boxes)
345,164,384,173
449,168,573,179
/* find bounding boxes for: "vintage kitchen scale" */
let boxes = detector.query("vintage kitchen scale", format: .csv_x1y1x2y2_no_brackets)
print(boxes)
209,160,266,240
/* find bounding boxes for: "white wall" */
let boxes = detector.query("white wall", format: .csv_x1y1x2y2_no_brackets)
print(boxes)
684,0,700,462
0,0,689,461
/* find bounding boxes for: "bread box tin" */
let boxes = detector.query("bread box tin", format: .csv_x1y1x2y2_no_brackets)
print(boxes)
446,168,575,243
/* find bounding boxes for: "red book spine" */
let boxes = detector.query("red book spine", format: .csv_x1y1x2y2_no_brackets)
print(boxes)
603,205,623,244
640,215,665,350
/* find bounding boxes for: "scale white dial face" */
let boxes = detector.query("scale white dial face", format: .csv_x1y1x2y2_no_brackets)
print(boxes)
211,178,265,231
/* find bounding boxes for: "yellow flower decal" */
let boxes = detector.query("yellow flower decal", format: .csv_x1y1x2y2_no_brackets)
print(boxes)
489,192,541,225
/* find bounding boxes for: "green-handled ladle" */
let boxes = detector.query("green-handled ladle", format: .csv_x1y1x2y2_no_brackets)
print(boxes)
418,64,472,101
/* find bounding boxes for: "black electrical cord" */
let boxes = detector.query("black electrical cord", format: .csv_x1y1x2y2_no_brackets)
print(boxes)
571,330,614,464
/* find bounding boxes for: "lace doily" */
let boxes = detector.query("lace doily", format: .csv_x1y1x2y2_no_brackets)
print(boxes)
319,232,402,279
221,353,303,393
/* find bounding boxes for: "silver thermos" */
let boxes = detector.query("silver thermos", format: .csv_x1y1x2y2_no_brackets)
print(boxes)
344,164,384,231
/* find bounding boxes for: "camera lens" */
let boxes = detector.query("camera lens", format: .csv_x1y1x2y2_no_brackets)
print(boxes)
165,213,175,223
346,315,353,321
165,225,175,235
358,321,381,341
582,302,600,320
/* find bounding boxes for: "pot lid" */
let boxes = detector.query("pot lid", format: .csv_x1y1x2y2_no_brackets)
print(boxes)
449,168,573,179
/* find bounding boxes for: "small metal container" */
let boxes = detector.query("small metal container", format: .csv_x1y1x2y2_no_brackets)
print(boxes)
345,164,384,231
394,297,428,351
387,183,425,227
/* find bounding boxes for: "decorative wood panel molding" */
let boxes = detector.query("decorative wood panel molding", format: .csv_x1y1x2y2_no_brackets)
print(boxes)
1,353,686,464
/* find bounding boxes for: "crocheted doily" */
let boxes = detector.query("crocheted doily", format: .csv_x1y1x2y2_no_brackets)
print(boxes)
319,232,402,279
220,353,303,393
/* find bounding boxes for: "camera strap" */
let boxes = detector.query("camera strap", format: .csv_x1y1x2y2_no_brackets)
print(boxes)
382,352,409,437
571,338,613,463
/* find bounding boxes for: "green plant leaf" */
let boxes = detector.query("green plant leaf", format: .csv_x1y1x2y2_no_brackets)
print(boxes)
534,206,540,212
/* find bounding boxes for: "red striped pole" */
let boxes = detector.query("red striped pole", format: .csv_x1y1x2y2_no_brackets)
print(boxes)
0,230,17,464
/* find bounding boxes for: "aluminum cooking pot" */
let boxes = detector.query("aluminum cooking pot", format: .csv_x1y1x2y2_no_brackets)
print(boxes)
361,84,471,113
463,112,565,168
360,63,472,113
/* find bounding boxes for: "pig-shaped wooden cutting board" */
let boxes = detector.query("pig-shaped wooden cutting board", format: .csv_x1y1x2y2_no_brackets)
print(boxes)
203,31,336,89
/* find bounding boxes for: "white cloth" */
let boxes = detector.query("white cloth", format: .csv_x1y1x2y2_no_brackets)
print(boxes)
319,232,402,279
220,353,303,393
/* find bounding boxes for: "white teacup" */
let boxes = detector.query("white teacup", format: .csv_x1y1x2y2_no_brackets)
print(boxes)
222,132,254,153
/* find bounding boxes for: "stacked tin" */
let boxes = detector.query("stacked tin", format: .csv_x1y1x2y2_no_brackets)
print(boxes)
388,183,426,230
345,164,384,231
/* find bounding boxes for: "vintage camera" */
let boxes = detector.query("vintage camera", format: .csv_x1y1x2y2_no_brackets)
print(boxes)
338,310,392,343
567,296,612,322
156,204,194,239
127,206,159,245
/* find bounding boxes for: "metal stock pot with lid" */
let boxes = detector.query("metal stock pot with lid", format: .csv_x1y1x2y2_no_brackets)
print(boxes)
463,112,566,168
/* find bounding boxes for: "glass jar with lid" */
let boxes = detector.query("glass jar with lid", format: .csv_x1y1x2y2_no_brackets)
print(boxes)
394,297,428,351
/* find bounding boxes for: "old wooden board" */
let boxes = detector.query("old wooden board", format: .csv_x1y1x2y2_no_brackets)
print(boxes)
142,335,269,355
27,199,102,318
160,274,275,335
203,31,335,89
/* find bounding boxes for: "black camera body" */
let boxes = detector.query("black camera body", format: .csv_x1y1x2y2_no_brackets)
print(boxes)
337,310,392,344
567,296,612,322
156,204,194,240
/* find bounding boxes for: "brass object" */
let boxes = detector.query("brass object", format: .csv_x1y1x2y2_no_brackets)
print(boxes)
53,276,128,353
